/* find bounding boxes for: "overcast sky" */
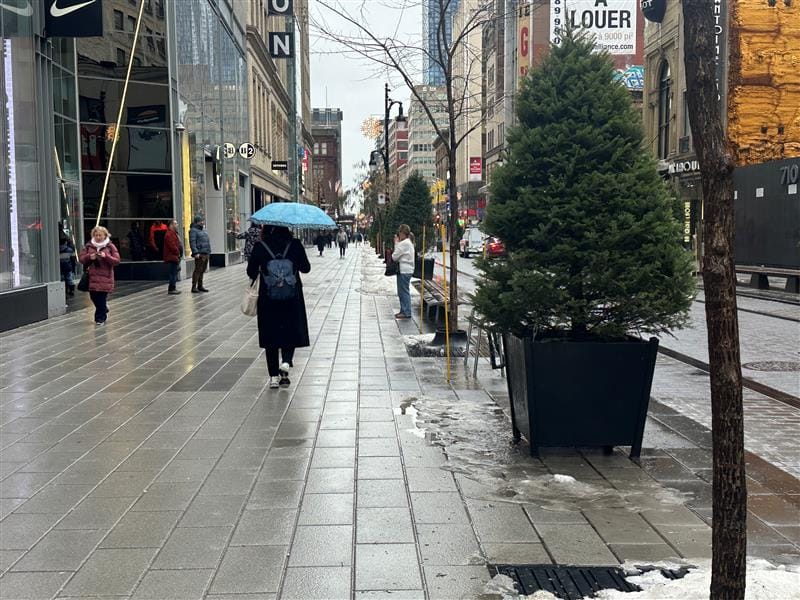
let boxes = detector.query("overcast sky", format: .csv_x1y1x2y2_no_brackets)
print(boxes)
309,1,422,198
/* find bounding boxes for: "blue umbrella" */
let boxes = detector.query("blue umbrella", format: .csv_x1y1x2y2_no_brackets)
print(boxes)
249,202,337,229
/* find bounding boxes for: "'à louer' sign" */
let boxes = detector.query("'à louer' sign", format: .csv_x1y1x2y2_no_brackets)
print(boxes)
551,0,637,56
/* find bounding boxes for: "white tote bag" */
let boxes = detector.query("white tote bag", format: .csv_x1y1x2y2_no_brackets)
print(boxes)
241,277,259,316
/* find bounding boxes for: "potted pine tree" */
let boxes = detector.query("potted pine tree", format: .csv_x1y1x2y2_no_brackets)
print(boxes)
473,32,694,458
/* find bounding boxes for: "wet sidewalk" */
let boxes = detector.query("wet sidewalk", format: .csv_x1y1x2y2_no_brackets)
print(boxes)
0,247,798,599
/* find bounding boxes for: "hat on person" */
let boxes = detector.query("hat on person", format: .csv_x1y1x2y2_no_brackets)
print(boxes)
193,215,204,224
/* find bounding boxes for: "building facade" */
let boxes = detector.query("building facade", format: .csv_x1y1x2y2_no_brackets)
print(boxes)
0,0,250,331
387,117,408,190
422,0,461,86
405,85,448,185
311,107,343,216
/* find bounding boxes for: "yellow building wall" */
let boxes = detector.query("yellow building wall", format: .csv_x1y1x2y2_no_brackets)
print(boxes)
728,0,800,165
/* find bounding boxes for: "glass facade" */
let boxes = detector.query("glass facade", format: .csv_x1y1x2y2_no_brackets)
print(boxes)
176,0,248,253
0,12,41,291
422,0,460,86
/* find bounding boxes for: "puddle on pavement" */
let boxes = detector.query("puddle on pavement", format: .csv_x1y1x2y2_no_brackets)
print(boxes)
397,395,687,513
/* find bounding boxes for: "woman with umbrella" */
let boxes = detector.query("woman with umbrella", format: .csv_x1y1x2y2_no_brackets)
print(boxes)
247,225,311,389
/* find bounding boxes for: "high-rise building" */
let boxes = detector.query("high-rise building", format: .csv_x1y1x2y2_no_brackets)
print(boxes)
311,108,343,216
405,86,448,185
422,0,461,86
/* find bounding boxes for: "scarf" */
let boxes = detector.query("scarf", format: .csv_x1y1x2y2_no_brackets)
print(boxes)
90,238,110,250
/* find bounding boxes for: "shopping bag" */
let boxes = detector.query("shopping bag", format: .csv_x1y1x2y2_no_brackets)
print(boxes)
241,277,259,316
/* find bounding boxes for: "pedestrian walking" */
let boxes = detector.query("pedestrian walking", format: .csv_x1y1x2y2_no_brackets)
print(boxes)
127,222,145,261
79,226,120,325
355,232,363,246
337,228,348,258
236,220,262,262
58,229,76,297
189,216,211,293
247,226,311,389
314,231,326,257
392,224,415,320
163,219,183,295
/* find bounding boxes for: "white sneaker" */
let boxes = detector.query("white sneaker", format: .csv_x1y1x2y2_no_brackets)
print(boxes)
279,362,291,375
269,376,280,389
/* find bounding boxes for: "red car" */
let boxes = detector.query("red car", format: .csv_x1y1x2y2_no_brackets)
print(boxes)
485,237,506,258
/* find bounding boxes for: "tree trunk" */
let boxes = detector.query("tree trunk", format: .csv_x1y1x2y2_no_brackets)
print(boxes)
447,150,459,330
683,2,747,598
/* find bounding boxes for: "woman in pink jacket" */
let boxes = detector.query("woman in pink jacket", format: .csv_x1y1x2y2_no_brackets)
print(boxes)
79,226,121,325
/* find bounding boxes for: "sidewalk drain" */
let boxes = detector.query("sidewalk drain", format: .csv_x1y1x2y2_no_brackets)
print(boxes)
489,564,690,599
743,361,800,372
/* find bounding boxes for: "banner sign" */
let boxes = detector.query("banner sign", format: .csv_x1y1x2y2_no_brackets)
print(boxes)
551,0,636,56
271,160,288,171
45,0,104,38
268,0,293,15
518,2,531,82
469,157,482,182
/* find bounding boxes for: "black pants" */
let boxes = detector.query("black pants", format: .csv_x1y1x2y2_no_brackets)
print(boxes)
339,244,346,257
89,291,108,323
265,347,295,377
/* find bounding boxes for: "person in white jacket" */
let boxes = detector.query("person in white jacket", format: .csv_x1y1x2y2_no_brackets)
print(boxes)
391,224,415,319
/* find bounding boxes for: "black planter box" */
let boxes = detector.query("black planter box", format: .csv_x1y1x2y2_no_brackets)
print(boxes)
502,333,659,458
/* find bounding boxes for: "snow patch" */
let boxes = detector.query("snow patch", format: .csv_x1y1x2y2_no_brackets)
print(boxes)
552,474,577,484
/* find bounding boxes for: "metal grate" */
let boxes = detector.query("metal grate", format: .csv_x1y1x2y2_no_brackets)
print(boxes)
490,565,640,599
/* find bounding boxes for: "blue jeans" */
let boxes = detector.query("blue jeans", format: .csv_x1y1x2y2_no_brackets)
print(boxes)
396,273,412,317
168,261,179,290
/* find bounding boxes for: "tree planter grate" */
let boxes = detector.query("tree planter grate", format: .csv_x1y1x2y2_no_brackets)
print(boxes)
490,564,691,599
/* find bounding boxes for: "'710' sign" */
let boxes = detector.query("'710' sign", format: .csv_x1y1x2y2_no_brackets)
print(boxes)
779,162,799,186
268,0,294,58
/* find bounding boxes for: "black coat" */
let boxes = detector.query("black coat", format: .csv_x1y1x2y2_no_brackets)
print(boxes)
247,236,311,349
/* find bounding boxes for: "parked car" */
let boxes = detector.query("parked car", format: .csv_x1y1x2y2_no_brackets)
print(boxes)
485,236,506,258
459,227,485,257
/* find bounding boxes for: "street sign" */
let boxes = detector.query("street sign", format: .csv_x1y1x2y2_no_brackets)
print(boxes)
222,143,236,159
239,142,256,159
271,160,288,171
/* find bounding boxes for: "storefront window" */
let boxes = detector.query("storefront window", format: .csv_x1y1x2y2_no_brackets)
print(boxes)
0,32,42,291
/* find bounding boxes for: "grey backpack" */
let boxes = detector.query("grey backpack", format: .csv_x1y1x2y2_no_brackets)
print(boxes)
260,241,297,301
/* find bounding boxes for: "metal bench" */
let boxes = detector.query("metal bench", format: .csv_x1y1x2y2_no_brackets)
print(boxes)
411,279,469,322
736,265,800,293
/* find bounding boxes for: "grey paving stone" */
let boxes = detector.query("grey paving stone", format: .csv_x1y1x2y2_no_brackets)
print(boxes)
62,548,157,596
200,468,258,496
358,479,408,508
14,484,92,513
178,493,246,527
0,513,61,550
260,457,309,481
358,437,400,457
156,458,217,483
315,430,356,447
355,591,424,599
117,448,177,472
523,505,589,525
12,529,105,572
410,492,470,525
320,414,357,430
535,523,619,565
357,507,414,544
650,524,711,558
311,447,356,469
0,550,23,572
609,543,683,562
482,543,551,565
152,526,232,569
275,422,318,439
405,468,457,492
305,468,354,494
358,422,397,438
206,594,276,600
230,508,297,545
57,496,135,530
0,571,70,600
417,524,483,565
90,471,154,498
209,545,286,595
288,525,352,566
467,501,539,544
322,403,357,416
640,506,708,527
130,481,202,512
583,509,666,545
248,479,304,509
100,510,182,548
354,544,422,591
131,568,214,599
0,472,55,499
423,566,489,600
299,494,353,525
281,566,351,600
358,408,395,422
175,439,230,459
357,457,404,480
216,447,269,470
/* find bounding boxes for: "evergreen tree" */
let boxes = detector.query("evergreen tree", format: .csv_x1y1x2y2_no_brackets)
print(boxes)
474,32,694,339
386,172,434,250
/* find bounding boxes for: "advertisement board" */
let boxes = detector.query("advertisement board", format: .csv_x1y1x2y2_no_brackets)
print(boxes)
518,2,531,82
550,0,636,56
469,157,482,182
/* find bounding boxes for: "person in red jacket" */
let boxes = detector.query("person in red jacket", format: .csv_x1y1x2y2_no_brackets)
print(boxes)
163,219,183,295
79,226,121,325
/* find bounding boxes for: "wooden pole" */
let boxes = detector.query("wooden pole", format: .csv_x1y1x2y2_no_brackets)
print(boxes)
419,225,426,333
96,0,147,227
440,224,451,382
